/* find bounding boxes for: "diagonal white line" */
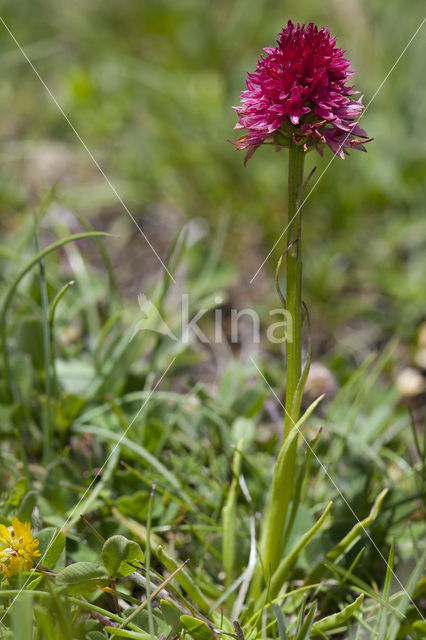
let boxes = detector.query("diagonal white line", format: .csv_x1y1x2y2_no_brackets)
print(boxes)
250,356,425,622
250,16,426,283
0,16,176,284
0,357,176,624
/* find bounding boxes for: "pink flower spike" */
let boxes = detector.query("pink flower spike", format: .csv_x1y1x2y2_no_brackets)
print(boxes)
231,21,371,162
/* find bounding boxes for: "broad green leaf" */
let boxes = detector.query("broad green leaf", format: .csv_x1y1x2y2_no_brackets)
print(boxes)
11,591,33,640
160,599,183,633
102,535,144,578
180,616,213,640
56,561,109,595
37,527,66,570
412,621,426,637
116,491,149,518
17,490,38,522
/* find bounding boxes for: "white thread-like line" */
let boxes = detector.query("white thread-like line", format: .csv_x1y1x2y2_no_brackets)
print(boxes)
0,358,176,623
250,17,426,283
0,16,176,284
250,356,425,623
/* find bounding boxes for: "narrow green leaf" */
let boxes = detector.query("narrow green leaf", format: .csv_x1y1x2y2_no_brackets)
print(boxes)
307,488,389,589
259,394,325,582
63,446,120,533
0,231,113,392
222,438,243,589
144,483,155,638
322,561,402,615
377,541,395,640
312,594,364,635
157,545,209,612
387,550,426,640
282,427,322,552
293,597,307,639
258,501,332,610
295,602,317,640
327,489,388,564
72,424,187,499
273,604,288,640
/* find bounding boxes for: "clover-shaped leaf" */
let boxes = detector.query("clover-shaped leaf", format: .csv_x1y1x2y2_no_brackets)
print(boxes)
102,535,144,578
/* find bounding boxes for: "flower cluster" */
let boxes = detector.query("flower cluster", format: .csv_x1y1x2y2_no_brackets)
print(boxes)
232,21,371,162
0,517,40,578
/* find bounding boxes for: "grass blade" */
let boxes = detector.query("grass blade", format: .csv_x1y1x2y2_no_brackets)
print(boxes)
312,594,364,636
222,439,243,591
257,501,332,611
0,231,114,394
386,549,426,640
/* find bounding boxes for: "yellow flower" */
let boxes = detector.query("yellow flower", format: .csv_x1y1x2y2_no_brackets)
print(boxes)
0,517,41,579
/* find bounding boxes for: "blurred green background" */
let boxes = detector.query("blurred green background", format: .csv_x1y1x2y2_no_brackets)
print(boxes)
0,0,425,365
0,6,424,626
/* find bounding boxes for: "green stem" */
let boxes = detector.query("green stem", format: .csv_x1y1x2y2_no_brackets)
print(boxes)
285,143,305,434
251,144,305,595
68,597,145,633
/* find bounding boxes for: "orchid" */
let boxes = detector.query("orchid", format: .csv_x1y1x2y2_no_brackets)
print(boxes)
233,21,371,163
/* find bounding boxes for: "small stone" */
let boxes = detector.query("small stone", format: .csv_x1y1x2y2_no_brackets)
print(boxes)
304,362,338,401
396,368,426,397
414,348,426,370
418,322,426,348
